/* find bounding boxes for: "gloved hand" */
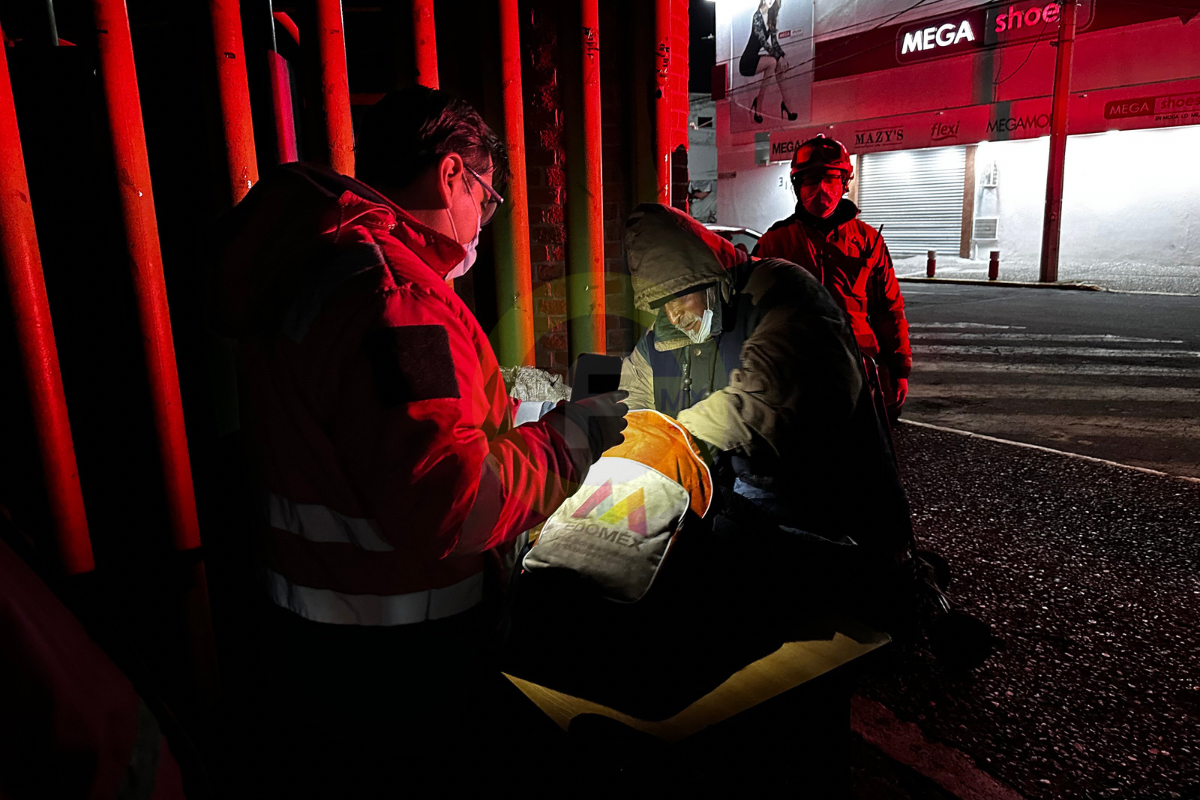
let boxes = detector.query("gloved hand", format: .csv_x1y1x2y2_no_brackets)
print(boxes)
543,390,629,483
890,377,909,409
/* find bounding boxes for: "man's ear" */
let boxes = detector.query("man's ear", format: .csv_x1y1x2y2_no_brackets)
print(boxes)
436,153,465,210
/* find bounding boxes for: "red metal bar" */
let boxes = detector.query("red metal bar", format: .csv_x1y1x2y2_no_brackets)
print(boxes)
92,0,201,553
1039,0,1078,283
412,0,438,89
210,0,259,204
653,0,672,205
493,0,535,366
273,10,300,46
268,52,299,164
567,0,606,359
315,0,354,176
0,41,94,574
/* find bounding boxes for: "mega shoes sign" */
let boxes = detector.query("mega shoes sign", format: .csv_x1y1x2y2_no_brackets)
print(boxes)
897,0,1094,64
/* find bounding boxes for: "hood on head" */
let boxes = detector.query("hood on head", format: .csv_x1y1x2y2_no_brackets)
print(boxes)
625,204,751,312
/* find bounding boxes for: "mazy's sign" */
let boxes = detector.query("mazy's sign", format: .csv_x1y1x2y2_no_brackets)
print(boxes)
896,0,1094,64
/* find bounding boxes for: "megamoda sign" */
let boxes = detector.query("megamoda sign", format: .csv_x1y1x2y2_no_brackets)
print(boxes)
896,0,1094,64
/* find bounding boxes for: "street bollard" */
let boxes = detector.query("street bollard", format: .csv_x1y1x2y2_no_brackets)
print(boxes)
988,250,1000,281
927,250,936,278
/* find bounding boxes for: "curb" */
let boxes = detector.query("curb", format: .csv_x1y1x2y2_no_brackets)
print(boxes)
898,277,1200,297
897,276,1106,291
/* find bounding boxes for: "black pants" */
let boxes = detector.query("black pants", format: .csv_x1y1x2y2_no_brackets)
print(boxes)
243,600,561,798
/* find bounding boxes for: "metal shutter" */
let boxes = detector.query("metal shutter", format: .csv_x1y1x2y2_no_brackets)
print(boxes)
858,146,965,258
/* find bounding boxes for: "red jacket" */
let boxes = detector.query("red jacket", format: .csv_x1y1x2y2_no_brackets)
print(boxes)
754,201,912,378
0,536,186,799
211,164,581,622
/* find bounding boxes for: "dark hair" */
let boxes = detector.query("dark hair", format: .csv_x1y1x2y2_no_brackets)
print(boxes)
767,0,781,31
355,86,509,193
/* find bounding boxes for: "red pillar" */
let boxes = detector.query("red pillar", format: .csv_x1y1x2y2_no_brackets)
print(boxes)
494,0,535,366
209,0,259,204
567,0,606,359
92,0,201,554
0,40,94,575
1039,0,1078,283
412,0,438,89
315,0,354,176
653,0,672,205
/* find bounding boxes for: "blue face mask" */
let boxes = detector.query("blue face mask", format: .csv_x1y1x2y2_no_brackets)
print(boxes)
684,308,714,344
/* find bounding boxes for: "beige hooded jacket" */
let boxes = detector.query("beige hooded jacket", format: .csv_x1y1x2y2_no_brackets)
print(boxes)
619,204,863,460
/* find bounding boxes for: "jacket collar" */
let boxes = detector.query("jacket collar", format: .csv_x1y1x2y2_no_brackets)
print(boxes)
332,176,466,280
794,198,860,237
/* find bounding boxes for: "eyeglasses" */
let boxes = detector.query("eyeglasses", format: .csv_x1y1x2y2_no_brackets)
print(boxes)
464,164,505,225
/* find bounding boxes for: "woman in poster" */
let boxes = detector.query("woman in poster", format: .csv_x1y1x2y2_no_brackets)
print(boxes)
739,0,799,124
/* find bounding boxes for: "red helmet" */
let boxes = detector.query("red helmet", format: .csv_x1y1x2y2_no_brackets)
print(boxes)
790,134,854,183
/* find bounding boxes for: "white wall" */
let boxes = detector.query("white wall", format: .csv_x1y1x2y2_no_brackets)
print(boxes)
979,126,1200,268
715,148,795,233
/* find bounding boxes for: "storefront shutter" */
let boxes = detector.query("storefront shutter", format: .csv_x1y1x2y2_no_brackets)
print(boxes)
858,146,965,258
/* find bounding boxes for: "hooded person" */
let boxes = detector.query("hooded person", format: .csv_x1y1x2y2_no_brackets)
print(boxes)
618,204,938,631
205,86,626,791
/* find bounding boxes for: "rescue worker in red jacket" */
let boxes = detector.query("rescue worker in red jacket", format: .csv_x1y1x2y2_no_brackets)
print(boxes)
209,87,626,791
754,135,912,419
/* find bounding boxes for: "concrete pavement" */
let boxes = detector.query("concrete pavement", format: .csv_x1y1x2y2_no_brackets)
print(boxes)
894,256,1200,296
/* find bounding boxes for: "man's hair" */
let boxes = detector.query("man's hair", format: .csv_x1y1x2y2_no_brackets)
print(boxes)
355,86,509,193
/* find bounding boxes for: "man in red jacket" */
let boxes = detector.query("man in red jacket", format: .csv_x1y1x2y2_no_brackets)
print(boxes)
210,87,625,791
754,135,912,420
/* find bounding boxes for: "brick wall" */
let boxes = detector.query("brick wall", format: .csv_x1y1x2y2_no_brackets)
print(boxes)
523,4,570,374
522,0,689,375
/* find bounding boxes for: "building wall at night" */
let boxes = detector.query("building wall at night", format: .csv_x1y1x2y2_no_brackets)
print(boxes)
975,128,1200,270
522,0,690,374
711,0,1200,273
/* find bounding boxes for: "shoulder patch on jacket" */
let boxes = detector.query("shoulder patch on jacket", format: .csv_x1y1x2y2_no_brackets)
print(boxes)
365,325,460,406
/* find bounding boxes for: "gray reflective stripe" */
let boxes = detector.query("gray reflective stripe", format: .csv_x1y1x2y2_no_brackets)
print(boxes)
269,492,394,552
266,568,484,626
116,699,161,800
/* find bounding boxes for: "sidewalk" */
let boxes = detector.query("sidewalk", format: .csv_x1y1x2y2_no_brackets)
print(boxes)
859,422,1200,800
892,255,1200,295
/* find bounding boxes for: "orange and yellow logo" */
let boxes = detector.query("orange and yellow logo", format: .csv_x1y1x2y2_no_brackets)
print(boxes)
572,479,648,536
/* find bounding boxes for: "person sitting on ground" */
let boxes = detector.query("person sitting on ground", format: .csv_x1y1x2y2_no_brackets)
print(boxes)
618,203,939,632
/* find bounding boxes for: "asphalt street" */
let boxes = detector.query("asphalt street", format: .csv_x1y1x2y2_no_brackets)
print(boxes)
861,424,1200,800
854,282,1200,800
899,283,1200,478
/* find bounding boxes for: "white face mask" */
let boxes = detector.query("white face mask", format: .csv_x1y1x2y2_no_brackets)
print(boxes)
684,308,714,344
445,177,483,280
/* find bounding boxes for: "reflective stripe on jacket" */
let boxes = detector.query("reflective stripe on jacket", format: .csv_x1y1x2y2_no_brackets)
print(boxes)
754,201,912,378
210,164,583,622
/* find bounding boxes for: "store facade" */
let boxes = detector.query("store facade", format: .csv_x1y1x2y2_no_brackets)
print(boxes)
711,0,1200,276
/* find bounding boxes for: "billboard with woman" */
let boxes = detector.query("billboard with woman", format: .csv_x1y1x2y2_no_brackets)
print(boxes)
720,0,815,133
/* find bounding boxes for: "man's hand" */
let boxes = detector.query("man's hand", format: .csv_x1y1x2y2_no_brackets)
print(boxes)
890,377,909,409
544,390,629,484
572,390,630,458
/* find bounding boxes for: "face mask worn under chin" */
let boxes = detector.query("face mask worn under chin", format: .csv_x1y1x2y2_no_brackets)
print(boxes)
444,182,483,280
683,308,714,344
